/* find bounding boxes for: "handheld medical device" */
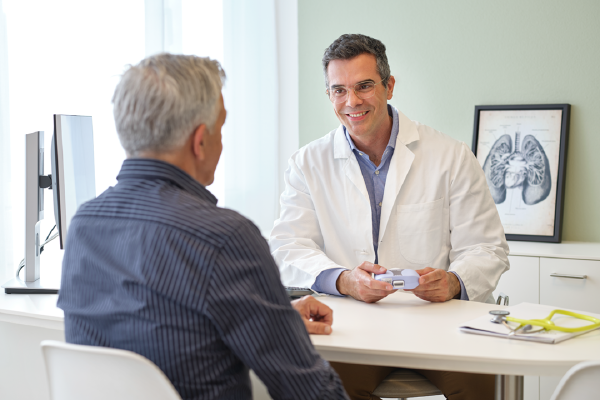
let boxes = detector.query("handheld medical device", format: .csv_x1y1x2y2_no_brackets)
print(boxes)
373,268,420,289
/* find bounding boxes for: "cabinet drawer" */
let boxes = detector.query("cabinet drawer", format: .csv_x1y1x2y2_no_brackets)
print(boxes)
494,256,540,305
540,258,600,314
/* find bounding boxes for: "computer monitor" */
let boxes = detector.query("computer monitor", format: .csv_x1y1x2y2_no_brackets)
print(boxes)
51,115,96,249
2,115,96,294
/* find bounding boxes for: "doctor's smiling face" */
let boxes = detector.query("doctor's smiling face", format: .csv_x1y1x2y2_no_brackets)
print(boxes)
327,53,395,143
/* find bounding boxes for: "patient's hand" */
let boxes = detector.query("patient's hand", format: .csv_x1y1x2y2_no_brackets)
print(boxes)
291,296,333,335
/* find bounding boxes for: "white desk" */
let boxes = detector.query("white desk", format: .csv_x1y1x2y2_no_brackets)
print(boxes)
0,244,63,330
310,293,600,399
0,292,64,400
3,287,600,399
0,292,62,330
0,245,65,400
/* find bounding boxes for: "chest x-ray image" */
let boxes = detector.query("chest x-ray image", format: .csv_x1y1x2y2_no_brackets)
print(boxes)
483,131,552,205
475,109,563,237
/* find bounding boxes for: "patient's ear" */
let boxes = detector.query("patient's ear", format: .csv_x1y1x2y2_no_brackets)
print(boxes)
192,124,208,161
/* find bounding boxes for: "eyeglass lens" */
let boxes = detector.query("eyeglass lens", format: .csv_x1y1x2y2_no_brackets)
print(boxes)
328,81,381,103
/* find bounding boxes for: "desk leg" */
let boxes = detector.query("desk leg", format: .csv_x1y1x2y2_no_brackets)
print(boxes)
495,375,524,400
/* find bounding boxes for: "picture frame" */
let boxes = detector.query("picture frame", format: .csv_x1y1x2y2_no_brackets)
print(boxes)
472,104,571,243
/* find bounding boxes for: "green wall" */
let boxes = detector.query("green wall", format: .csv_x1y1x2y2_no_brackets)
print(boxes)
299,0,600,243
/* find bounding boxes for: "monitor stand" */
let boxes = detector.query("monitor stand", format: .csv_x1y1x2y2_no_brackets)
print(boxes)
2,277,59,294
2,131,60,295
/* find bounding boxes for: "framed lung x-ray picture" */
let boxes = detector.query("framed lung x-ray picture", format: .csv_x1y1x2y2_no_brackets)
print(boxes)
472,104,571,243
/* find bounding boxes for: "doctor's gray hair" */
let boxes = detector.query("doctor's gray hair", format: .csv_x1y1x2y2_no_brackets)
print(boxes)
113,53,225,156
322,34,391,89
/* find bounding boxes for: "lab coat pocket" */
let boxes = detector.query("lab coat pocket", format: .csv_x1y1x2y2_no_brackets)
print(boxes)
396,197,444,264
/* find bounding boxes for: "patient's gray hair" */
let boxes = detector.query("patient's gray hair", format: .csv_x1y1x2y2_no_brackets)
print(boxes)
113,53,225,156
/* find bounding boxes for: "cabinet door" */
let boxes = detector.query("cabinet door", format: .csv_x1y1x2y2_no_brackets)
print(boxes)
494,256,540,306
495,257,541,400
540,258,600,314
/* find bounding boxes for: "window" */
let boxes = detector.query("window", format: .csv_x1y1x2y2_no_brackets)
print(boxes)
0,0,224,277
0,0,297,281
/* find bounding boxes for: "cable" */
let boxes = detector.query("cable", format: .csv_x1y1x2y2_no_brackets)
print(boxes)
15,259,25,279
45,225,56,241
15,226,59,279
40,231,59,254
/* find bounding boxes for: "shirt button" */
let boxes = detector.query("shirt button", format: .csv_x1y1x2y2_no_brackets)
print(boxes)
359,152,363,156
375,170,380,175
378,202,382,207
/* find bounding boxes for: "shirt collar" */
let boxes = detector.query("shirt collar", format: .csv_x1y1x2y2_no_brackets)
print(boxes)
343,104,399,152
117,158,218,205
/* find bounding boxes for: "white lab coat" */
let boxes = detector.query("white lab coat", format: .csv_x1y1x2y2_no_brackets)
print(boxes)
269,108,509,303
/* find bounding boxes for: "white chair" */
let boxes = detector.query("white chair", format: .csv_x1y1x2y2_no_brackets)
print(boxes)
41,340,182,400
550,360,600,400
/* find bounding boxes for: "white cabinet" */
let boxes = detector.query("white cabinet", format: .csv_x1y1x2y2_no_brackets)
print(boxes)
494,255,539,306
540,258,600,314
499,242,600,400
493,256,542,400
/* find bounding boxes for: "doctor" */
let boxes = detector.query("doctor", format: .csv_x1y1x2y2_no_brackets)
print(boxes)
269,34,509,400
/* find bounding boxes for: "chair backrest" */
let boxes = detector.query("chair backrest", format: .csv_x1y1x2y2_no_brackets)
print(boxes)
550,361,600,400
41,340,182,400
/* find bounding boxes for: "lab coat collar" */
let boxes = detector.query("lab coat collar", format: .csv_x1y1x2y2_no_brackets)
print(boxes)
333,105,419,159
381,107,419,244
394,107,420,147
334,125,352,159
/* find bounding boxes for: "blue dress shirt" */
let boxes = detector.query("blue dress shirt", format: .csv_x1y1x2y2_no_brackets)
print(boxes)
312,106,468,301
58,159,348,400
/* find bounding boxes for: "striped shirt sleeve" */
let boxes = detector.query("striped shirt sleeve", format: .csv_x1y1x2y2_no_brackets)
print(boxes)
206,220,349,400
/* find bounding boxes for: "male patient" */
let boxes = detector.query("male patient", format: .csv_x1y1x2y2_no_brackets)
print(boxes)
269,34,510,400
57,54,348,400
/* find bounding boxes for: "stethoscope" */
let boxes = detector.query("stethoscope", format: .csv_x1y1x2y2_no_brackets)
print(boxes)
489,309,600,337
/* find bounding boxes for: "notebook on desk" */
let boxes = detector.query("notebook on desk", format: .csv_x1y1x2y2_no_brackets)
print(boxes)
460,303,600,344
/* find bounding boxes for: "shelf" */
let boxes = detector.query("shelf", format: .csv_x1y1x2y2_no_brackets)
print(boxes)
507,241,600,261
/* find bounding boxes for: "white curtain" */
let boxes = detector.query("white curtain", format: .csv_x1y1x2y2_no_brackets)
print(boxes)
0,0,11,283
1,0,146,278
221,0,298,237
0,0,296,284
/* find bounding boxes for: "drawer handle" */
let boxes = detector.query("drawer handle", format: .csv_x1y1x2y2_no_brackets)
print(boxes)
550,273,587,280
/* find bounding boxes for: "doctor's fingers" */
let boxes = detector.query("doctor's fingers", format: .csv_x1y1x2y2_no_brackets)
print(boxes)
360,275,395,291
360,290,395,304
411,276,450,300
415,267,436,276
411,289,448,303
417,268,446,285
413,276,449,294
356,261,387,274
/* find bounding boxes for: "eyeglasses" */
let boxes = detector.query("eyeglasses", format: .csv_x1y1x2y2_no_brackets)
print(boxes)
326,79,385,104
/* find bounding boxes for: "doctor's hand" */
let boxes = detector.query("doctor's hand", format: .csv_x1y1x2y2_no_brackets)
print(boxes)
336,262,396,304
291,295,333,335
405,267,461,302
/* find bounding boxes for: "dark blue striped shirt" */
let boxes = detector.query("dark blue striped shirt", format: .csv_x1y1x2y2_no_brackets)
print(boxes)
57,158,348,400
